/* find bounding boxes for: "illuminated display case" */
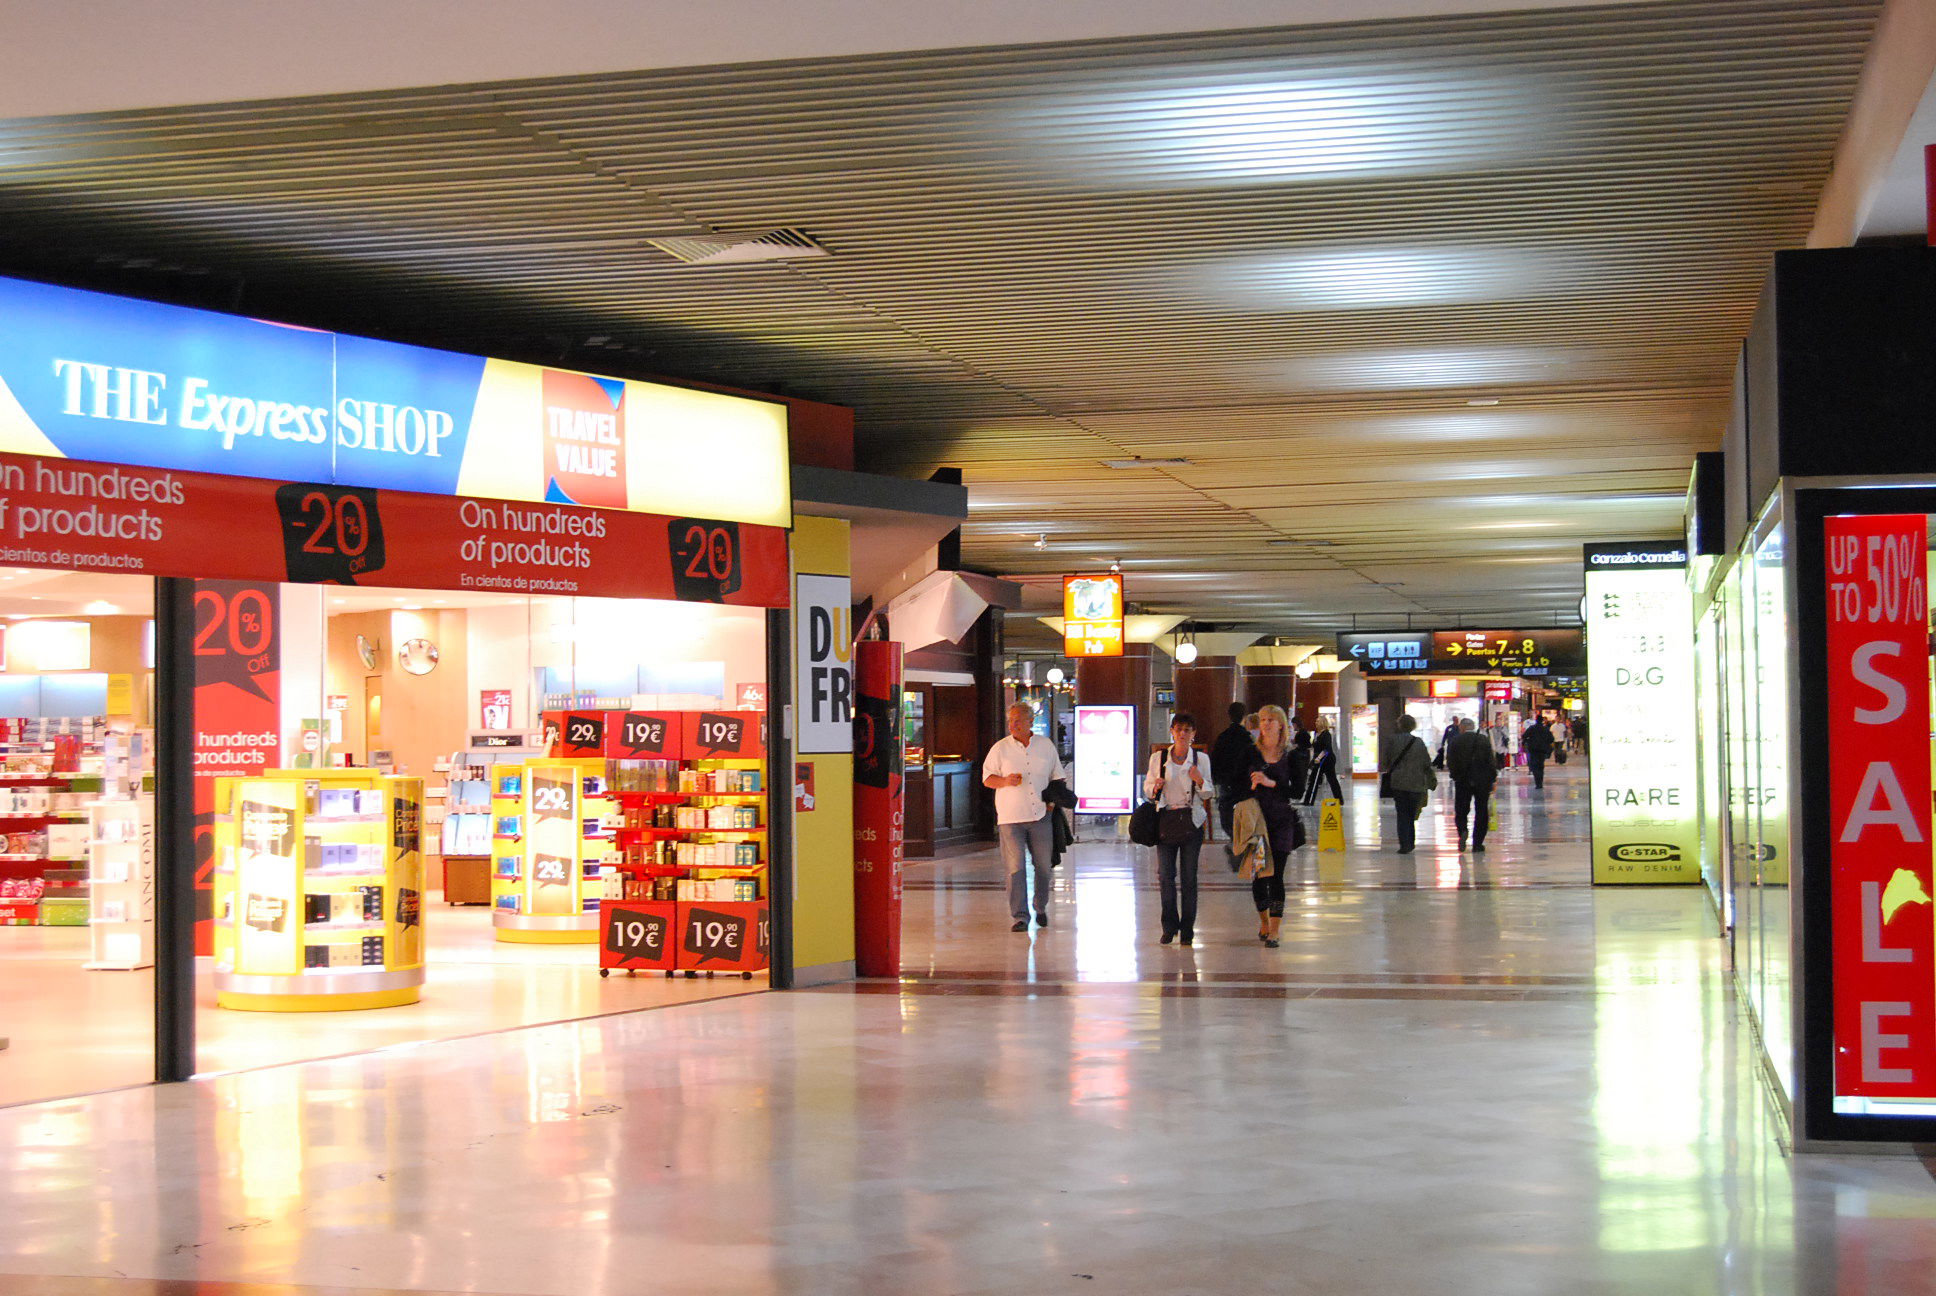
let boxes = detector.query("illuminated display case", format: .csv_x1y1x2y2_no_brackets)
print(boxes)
210,770,426,1011
489,756,611,943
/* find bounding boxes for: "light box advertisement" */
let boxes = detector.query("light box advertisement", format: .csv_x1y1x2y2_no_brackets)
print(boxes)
1584,542,1700,884
0,274,791,528
1074,705,1136,814
1063,573,1124,657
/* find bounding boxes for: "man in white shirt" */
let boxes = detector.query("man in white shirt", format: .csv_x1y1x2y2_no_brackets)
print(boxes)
983,702,1066,932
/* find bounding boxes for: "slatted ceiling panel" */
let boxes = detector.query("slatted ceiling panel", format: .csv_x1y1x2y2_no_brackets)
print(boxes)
0,2,1878,631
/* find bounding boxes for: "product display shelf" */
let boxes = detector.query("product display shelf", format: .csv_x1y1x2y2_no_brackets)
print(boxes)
601,754,770,980
490,756,610,944
85,794,155,969
0,772,105,925
441,735,546,906
211,770,426,1011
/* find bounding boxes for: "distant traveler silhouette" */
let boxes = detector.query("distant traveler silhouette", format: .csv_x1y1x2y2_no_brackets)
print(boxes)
1302,716,1344,805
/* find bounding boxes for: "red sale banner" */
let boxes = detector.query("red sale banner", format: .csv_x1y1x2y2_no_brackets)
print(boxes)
1825,514,1936,1100
852,641,904,978
191,579,283,953
0,452,787,606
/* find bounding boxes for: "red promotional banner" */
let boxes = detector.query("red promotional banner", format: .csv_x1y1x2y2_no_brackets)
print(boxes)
0,452,788,606
1825,514,1935,1100
852,640,904,978
191,579,283,953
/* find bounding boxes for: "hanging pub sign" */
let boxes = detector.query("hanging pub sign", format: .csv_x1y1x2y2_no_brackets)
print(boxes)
1063,573,1124,658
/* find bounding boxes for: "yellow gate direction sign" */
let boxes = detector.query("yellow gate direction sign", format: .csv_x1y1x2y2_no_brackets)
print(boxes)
1317,798,1345,852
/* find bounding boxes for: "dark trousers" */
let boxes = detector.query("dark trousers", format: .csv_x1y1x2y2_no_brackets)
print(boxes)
1527,756,1546,788
1301,759,1343,805
1155,827,1203,937
1391,791,1424,851
1250,850,1291,916
1454,784,1492,847
1217,786,1241,839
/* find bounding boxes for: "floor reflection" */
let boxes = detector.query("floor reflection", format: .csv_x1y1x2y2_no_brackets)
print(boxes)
0,763,1934,1295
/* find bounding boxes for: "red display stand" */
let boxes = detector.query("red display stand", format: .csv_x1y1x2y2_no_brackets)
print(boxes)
598,900,677,975
674,900,769,977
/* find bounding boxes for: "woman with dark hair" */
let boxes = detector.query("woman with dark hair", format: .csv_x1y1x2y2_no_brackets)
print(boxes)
1144,712,1213,946
1246,705,1308,948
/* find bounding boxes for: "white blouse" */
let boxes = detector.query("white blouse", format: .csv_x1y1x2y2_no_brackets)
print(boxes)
1145,747,1213,828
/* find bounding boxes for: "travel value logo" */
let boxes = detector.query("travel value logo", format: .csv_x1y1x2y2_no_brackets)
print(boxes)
541,369,627,508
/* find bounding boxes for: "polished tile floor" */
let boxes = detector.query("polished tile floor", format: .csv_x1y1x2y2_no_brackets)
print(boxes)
3,762,1935,1295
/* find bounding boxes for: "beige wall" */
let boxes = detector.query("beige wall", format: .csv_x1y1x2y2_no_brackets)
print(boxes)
325,609,471,781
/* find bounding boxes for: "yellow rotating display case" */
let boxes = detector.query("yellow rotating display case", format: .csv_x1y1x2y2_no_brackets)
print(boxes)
211,770,426,1011
490,757,611,943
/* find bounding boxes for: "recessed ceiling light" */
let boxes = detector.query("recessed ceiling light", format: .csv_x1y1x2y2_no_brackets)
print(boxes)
1261,347,1580,392
1007,68,1556,187
1466,398,1501,406
1197,247,1560,312
400,604,423,611
83,601,118,615
1100,457,1190,469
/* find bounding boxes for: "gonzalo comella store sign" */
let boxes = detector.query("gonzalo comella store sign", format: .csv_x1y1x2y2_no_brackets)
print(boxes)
1584,541,1700,884
0,273,793,591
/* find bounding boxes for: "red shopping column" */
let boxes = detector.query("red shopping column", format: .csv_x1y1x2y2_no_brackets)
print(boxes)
852,640,904,977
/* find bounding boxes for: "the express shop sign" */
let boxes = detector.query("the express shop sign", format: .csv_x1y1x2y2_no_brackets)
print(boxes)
0,274,791,528
0,450,788,606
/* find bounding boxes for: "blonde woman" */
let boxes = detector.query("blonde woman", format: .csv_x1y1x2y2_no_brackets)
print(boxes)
1245,705,1309,947
1302,715,1344,804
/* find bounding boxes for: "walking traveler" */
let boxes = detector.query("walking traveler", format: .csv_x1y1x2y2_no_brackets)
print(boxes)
1522,715,1555,789
1302,715,1344,805
1488,718,1511,771
982,702,1065,932
1445,718,1498,852
1381,714,1437,854
1208,701,1254,842
1434,719,1459,770
1145,713,1213,946
1246,705,1308,947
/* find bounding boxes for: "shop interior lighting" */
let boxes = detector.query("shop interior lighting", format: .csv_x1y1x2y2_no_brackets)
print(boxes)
1197,246,1557,311
1006,69,1552,186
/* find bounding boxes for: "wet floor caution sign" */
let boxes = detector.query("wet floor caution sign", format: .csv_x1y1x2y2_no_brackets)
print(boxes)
1317,798,1345,851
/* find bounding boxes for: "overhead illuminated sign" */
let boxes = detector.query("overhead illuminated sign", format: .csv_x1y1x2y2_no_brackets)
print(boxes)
1063,573,1124,658
1337,628,1583,677
1074,705,1136,814
0,274,791,527
1585,541,1699,884
1824,514,1935,1108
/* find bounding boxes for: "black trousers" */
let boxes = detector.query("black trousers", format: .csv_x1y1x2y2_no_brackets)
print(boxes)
1216,786,1241,839
1155,827,1203,937
1301,759,1343,805
1251,850,1292,916
1454,784,1492,846
1391,791,1424,851
1527,756,1547,788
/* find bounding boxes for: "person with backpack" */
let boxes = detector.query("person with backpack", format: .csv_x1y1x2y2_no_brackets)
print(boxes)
1245,705,1308,948
1144,713,1213,946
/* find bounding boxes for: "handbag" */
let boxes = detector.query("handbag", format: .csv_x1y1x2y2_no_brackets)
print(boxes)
1128,799,1161,847
1158,807,1194,845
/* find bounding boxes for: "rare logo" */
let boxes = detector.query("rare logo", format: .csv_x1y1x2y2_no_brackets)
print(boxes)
541,370,627,509
1608,842,1682,863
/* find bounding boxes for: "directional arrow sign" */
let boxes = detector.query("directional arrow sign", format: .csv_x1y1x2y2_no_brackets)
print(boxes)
1350,643,1365,657
1446,643,1463,655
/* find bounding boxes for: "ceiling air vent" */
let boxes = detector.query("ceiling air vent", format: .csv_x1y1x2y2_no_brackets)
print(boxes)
646,228,829,266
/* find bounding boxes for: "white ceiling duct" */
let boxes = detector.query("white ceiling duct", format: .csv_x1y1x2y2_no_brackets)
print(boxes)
887,571,991,652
